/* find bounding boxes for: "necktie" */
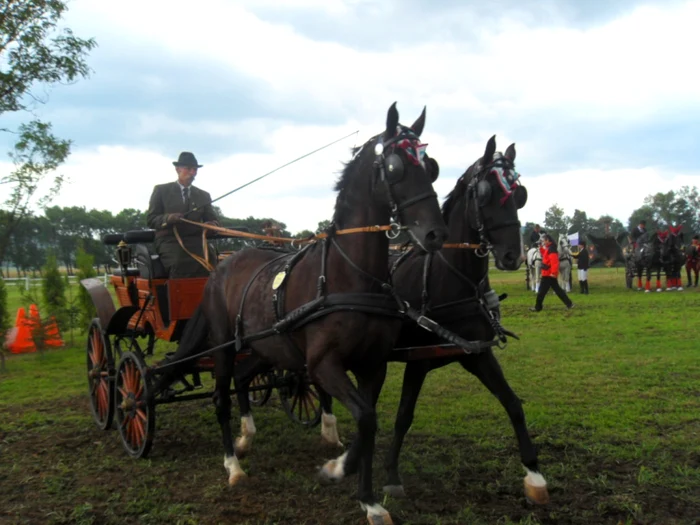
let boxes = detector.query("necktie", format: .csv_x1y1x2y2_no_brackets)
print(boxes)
182,186,190,209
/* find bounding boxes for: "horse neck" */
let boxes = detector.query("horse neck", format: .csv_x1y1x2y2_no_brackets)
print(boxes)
437,196,488,292
330,171,391,286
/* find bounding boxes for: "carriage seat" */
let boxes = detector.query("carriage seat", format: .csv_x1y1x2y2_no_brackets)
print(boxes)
134,243,168,279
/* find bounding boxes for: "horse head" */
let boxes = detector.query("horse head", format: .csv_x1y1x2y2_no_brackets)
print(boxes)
558,235,572,257
336,102,447,252
444,136,525,270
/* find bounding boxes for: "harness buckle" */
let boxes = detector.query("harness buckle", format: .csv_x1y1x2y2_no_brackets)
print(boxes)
386,222,402,240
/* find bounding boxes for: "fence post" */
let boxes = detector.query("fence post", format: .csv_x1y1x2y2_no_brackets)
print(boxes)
25,275,29,291
104,273,107,286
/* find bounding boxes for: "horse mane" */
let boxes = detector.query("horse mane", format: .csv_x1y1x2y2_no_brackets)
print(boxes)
441,162,478,222
332,141,376,224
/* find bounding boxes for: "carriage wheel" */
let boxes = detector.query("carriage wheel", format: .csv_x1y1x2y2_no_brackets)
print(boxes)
87,319,115,431
248,372,274,407
279,371,322,427
115,351,155,458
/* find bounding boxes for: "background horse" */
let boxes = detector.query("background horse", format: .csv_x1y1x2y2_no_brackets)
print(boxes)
632,231,664,292
661,225,684,291
557,234,573,292
154,103,448,525
684,242,700,287
526,235,543,292
317,137,549,506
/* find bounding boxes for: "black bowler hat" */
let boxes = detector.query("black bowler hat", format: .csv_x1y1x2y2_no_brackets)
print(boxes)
172,151,203,168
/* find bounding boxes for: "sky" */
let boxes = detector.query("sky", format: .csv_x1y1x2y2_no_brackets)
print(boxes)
1,0,699,234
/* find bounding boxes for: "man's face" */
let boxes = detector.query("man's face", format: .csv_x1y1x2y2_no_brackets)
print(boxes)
177,166,197,186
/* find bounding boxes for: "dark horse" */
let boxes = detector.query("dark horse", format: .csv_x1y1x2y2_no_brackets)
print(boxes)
663,225,684,290
154,103,448,524
317,137,550,505
685,238,700,288
632,231,665,292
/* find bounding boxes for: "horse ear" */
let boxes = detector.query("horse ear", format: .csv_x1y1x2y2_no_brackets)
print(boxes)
505,143,516,161
484,135,496,164
410,106,426,136
385,102,399,140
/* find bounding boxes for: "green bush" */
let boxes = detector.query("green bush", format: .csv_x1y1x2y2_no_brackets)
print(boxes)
0,277,9,333
75,245,97,331
42,252,67,329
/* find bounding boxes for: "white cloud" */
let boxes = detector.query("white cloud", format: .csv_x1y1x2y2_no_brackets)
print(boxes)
3,1,700,236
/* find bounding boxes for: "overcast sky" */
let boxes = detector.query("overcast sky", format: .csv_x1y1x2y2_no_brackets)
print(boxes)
1,0,698,234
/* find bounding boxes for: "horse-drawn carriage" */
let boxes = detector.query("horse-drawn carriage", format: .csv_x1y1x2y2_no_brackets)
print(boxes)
80,104,549,524
82,228,323,458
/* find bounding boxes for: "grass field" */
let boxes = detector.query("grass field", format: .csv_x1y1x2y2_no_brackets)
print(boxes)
1,268,699,525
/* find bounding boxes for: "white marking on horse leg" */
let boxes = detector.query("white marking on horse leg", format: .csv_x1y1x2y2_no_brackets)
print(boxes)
523,467,549,504
360,502,393,525
319,451,348,481
235,415,256,455
224,454,247,485
321,412,343,447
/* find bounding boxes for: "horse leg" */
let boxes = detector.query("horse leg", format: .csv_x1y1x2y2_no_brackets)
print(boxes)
213,348,246,485
232,355,270,458
460,351,549,504
686,261,692,288
383,360,431,498
319,387,343,448
695,265,699,287
315,357,391,524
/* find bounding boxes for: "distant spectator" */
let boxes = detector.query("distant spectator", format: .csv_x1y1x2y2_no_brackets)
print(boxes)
530,234,575,312
572,240,590,294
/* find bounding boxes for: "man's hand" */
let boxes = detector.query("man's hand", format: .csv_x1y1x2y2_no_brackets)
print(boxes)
166,213,184,225
541,263,551,270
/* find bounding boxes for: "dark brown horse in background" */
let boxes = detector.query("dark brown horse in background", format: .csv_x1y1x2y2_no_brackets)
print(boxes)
153,103,448,524
316,137,550,505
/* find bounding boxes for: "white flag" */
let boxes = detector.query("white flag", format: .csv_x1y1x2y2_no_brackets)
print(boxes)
568,232,579,246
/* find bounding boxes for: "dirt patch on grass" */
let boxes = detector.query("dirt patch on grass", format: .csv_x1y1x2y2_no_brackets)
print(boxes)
1,398,699,525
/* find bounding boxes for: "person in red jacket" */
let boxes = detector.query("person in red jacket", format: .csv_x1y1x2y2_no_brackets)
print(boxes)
530,234,575,312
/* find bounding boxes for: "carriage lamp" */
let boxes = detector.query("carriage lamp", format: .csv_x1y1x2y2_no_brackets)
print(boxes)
117,240,132,268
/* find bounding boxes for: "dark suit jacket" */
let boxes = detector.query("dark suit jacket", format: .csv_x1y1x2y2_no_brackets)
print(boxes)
147,182,218,237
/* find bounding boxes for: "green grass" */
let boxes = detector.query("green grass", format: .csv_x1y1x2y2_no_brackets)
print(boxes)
1,267,699,524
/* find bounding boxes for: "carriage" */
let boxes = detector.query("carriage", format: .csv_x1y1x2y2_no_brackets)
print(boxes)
82,228,324,459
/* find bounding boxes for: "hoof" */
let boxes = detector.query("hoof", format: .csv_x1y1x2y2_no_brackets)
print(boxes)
228,471,248,486
235,436,252,458
524,472,550,505
383,484,406,498
361,503,393,525
320,436,344,449
318,452,347,483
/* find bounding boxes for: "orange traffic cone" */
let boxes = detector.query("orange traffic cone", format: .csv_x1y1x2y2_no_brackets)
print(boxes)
7,307,37,354
44,316,64,348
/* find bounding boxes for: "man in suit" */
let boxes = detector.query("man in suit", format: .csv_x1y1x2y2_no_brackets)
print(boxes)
529,224,545,245
147,152,220,278
630,220,646,248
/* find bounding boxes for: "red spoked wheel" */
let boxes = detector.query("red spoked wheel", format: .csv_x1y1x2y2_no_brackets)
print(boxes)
87,319,114,431
115,351,155,458
248,372,274,407
279,370,322,427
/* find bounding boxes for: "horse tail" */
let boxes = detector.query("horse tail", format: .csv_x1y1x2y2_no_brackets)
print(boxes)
151,304,210,396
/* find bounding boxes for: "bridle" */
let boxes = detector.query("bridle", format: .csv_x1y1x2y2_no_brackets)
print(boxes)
372,127,438,241
465,154,526,256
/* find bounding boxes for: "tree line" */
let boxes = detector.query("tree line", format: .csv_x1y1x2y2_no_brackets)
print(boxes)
0,205,332,277
521,186,700,245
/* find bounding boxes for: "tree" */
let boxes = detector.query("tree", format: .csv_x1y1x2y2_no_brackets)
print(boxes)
568,209,590,236
0,0,97,266
317,220,332,233
75,244,96,331
543,204,570,238
42,252,66,329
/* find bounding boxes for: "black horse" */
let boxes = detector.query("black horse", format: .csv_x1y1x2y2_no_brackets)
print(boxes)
632,231,664,292
315,137,550,505
661,226,685,290
152,103,448,524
